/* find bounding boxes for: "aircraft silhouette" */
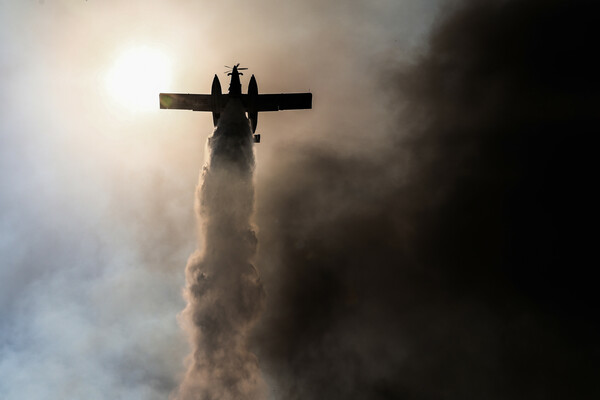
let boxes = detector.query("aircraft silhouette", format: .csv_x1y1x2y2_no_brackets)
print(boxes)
159,64,312,143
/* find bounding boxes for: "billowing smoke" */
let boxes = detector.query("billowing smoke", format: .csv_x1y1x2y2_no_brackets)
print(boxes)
173,99,266,400
251,0,599,399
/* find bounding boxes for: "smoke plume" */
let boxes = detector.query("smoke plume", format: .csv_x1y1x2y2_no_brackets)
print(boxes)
173,99,266,400
252,0,599,399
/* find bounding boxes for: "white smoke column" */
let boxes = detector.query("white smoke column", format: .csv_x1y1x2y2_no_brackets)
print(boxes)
173,99,266,400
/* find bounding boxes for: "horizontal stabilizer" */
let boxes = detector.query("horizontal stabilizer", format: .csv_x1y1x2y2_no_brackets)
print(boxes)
249,93,312,112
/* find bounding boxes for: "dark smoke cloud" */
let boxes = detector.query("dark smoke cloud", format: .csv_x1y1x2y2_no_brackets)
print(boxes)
174,100,266,400
252,1,599,399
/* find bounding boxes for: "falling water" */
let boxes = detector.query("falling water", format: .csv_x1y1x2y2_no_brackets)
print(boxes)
173,99,266,400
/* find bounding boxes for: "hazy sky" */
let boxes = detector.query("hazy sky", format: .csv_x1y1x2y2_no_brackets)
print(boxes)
0,1,441,399
2,1,598,400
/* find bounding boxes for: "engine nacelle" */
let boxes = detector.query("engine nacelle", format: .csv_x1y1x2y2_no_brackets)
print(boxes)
247,74,258,133
211,74,222,126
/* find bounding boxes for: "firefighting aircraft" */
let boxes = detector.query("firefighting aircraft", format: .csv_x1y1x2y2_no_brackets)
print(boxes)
159,64,312,143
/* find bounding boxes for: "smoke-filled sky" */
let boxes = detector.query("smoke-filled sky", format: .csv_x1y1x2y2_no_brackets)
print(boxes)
1,1,598,399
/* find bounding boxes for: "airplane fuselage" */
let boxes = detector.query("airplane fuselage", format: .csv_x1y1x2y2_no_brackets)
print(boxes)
227,65,243,96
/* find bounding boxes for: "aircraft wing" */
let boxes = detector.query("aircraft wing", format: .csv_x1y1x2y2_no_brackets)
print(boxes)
251,93,312,111
160,92,312,112
159,93,214,111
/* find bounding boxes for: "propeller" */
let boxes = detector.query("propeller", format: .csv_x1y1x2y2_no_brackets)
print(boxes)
224,63,248,73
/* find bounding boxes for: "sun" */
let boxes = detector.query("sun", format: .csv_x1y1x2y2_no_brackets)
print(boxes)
105,46,172,112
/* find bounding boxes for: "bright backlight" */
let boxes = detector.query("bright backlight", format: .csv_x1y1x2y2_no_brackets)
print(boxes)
105,46,171,112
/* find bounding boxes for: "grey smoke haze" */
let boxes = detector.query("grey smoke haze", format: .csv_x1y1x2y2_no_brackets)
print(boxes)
2,2,442,398
251,0,599,399
3,0,597,399
174,100,265,400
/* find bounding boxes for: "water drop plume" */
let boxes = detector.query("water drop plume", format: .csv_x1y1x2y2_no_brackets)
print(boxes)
173,99,266,400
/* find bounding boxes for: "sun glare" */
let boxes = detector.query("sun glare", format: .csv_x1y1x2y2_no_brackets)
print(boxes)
105,46,171,112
